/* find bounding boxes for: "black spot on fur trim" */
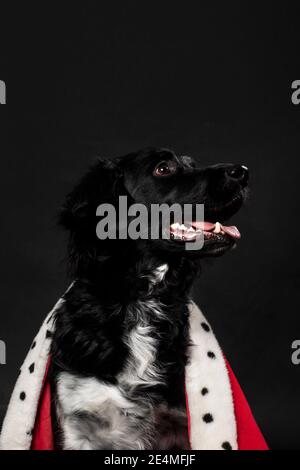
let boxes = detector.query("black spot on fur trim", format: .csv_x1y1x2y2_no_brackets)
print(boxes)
203,413,213,423
31,341,36,350
201,322,210,332
20,392,26,401
207,351,216,359
201,387,209,396
26,429,33,436
46,330,53,339
222,441,232,450
29,363,35,373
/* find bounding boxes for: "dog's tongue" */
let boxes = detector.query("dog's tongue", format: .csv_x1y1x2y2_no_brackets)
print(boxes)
192,221,241,239
221,225,241,239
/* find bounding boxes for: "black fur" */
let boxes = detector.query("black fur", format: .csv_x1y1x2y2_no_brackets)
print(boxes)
50,147,248,449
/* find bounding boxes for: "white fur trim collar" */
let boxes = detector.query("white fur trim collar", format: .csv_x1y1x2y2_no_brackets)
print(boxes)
185,301,237,450
0,299,60,450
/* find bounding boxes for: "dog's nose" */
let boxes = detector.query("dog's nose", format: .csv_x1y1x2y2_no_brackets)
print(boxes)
226,164,249,187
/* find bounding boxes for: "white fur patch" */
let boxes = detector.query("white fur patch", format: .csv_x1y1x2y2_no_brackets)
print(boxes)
119,299,165,388
56,373,148,450
57,373,133,416
152,264,168,284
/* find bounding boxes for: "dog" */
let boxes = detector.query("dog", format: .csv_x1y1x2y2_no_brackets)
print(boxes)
49,147,248,450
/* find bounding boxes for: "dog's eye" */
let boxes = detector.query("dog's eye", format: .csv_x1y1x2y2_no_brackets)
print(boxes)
153,160,178,177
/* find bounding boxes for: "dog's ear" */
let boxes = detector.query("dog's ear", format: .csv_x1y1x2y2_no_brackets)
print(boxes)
59,157,122,231
59,157,125,276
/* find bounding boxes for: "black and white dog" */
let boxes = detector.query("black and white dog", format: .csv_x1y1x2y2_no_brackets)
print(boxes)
50,148,248,450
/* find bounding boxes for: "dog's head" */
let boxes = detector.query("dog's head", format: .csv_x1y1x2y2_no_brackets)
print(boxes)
60,148,248,275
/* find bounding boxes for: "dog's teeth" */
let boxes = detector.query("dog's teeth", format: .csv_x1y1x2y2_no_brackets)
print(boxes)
180,224,186,230
213,222,221,234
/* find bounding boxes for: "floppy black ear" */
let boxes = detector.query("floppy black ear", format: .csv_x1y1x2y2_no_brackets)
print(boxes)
59,157,122,231
59,157,125,276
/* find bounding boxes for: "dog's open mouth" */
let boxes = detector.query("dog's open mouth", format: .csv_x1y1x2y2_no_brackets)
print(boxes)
167,191,246,253
169,221,241,242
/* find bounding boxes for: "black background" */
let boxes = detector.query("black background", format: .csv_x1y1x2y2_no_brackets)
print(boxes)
1,3,300,449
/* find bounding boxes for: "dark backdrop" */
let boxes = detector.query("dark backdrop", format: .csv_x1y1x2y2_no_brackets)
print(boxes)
1,3,300,449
